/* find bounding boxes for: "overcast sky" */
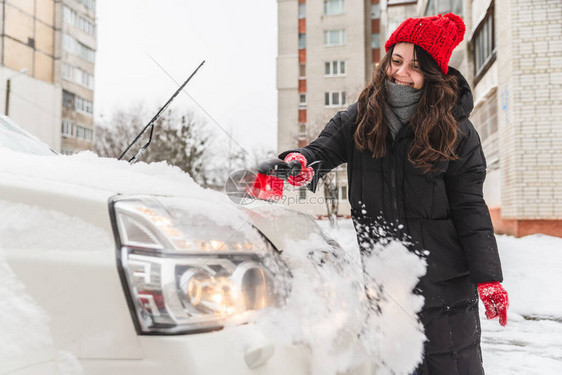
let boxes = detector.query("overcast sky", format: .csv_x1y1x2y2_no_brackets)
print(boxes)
94,0,278,154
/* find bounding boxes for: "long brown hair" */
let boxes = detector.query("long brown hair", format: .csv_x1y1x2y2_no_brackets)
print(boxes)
355,44,460,172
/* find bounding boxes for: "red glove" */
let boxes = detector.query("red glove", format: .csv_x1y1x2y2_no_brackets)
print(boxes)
284,153,314,187
478,281,509,326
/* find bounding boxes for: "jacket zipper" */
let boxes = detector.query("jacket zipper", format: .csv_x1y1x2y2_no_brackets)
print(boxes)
389,142,399,221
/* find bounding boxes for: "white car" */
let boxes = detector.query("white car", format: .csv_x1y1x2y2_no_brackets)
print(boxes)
0,115,377,375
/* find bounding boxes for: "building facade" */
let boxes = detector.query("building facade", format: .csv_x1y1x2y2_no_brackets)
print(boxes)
0,0,97,153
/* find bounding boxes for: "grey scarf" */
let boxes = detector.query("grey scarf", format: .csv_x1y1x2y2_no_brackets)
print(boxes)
384,80,423,139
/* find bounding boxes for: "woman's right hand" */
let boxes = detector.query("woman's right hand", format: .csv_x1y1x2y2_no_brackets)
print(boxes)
257,158,301,180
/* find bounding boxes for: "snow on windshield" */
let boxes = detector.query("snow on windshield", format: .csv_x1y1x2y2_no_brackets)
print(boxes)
0,116,55,156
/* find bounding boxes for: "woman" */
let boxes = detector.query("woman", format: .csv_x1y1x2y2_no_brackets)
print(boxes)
262,13,509,374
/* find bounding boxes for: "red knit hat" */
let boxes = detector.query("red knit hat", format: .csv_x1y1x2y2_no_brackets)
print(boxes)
384,13,465,75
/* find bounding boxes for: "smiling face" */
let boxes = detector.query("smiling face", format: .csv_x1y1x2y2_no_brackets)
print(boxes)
386,42,425,90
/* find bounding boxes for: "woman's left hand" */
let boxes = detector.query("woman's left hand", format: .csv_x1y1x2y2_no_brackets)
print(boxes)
477,281,509,326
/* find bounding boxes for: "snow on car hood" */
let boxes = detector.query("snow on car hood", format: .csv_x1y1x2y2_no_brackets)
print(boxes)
0,148,226,202
0,147,259,250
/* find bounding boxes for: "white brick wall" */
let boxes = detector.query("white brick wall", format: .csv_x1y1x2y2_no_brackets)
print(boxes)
499,0,562,219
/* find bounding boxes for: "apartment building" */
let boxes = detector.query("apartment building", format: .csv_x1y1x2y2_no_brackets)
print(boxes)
0,0,97,153
60,0,96,154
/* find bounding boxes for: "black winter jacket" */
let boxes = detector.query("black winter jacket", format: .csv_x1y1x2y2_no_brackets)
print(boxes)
280,68,503,285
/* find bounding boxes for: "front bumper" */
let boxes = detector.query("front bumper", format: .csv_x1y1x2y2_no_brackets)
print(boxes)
80,325,311,374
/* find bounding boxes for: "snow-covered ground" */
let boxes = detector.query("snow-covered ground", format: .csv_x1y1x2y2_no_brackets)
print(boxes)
318,219,562,374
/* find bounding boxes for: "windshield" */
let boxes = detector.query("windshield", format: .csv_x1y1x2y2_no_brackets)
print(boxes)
0,116,56,156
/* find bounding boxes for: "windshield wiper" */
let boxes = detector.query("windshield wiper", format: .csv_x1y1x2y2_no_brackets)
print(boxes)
118,60,205,163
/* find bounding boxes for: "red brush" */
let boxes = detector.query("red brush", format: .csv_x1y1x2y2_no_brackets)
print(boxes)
249,172,285,200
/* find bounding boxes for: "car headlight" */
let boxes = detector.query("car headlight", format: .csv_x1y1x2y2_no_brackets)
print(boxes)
109,195,290,334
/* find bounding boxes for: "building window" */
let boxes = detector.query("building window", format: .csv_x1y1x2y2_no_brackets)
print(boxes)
299,94,307,107
75,96,93,114
63,90,75,110
371,3,380,19
75,125,92,141
78,69,94,89
299,33,306,49
473,3,495,79
324,0,345,15
63,34,95,63
78,16,95,36
78,43,95,62
61,149,74,155
298,3,306,19
62,34,73,53
372,33,381,49
324,91,346,107
425,0,463,16
63,6,76,25
325,60,346,76
339,185,347,200
78,0,96,11
62,120,92,141
299,63,306,78
472,90,498,142
61,119,74,137
63,64,94,89
64,6,95,36
75,125,85,139
324,29,346,46
62,63,73,80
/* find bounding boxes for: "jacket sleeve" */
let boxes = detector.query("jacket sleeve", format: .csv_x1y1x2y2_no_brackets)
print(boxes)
279,104,356,192
444,120,503,284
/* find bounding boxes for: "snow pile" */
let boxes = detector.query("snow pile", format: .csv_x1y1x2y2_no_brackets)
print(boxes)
255,220,426,375
0,148,224,200
495,234,562,317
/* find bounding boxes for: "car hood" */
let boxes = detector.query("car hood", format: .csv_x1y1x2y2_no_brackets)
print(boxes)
0,148,322,251
0,149,241,232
